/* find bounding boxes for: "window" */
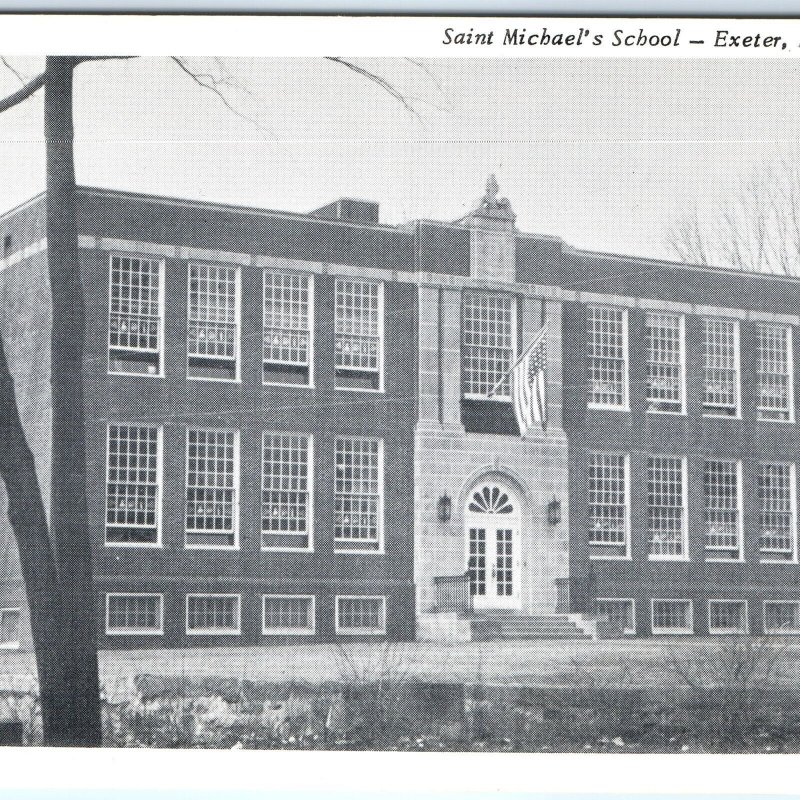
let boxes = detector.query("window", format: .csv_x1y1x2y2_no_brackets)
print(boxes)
185,429,239,548
263,271,313,386
764,601,800,634
335,437,382,552
595,599,635,635
645,313,684,413
587,452,629,558
758,463,796,562
106,424,161,545
335,596,386,635
651,599,693,634
0,609,20,649
708,600,748,634
262,595,315,635
756,324,793,421
462,291,516,399
587,305,627,408
106,594,162,635
188,263,239,381
186,594,240,635
702,318,739,416
704,460,742,560
262,433,312,550
335,279,382,391
108,255,163,376
647,456,687,559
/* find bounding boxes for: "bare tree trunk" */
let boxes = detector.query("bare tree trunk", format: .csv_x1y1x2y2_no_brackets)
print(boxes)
0,332,68,743
43,55,101,746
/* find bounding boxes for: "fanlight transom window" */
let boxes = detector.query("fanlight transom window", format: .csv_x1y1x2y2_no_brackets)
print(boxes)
468,485,515,515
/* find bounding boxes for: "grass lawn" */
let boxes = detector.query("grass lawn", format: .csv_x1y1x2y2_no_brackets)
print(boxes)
3,637,800,687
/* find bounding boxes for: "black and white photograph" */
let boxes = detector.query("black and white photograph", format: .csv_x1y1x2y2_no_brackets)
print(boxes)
3,16,800,757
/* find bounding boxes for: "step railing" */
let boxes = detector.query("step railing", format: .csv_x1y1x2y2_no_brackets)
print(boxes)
433,572,473,614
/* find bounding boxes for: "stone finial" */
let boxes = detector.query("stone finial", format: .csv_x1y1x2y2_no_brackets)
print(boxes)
469,174,515,225
485,174,500,205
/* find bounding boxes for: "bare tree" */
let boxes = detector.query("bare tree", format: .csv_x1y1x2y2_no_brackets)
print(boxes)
667,160,800,276
0,54,422,746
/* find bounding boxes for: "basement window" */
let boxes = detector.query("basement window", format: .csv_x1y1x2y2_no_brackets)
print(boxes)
335,596,386,635
106,593,163,635
595,599,635,635
186,594,240,635
651,599,693,635
262,595,315,635
764,601,800,634
708,600,748,634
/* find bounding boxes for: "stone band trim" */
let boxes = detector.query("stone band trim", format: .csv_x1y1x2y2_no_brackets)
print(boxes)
0,238,47,274
77,237,800,327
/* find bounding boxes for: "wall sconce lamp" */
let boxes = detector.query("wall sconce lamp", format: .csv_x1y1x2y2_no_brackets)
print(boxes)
547,497,562,526
437,493,452,523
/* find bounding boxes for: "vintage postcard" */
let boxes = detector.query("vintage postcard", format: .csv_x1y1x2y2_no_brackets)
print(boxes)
2,14,800,774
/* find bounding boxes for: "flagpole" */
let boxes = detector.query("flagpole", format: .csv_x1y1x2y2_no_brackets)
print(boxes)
487,325,547,398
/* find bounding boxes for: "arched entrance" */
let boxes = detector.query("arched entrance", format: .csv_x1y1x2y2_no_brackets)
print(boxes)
464,482,522,611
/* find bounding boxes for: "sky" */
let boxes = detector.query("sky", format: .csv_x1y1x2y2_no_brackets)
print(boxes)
1,56,800,261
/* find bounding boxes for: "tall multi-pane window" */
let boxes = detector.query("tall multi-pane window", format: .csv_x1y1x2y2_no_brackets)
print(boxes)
704,459,742,560
106,424,161,545
185,429,238,548
462,291,516,399
186,595,240,635
645,313,684,413
187,263,239,380
587,306,627,408
335,279,382,391
702,318,739,416
263,271,312,386
334,437,382,552
262,433,312,550
588,452,629,558
647,456,686,559
108,255,163,375
106,594,162,635
758,462,796,562
756,324,793,421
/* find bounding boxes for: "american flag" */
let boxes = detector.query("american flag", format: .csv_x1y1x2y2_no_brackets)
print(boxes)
512,326,547,437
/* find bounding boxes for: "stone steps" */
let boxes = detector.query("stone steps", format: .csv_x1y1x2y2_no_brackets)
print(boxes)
471,613,593,641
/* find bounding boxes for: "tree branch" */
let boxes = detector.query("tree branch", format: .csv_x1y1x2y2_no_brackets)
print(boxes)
0,71,45,115
0,57,25,85
170,56,268,133
325,57,420,121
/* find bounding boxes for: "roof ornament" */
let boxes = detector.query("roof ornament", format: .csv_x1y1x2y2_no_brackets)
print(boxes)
471,174,515,224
